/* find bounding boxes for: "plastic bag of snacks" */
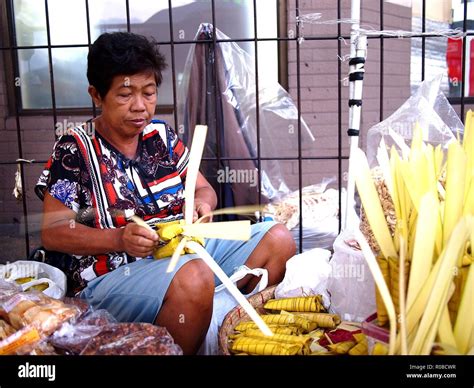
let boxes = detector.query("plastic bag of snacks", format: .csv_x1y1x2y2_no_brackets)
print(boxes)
80,323,183,355
51,309,117,355
0,290,82,336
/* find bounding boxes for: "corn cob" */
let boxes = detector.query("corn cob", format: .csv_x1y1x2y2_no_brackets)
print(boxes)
264,295,324,313
230,336,300,355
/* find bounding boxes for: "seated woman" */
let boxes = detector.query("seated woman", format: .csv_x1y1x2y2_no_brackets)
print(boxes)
36,32,296,355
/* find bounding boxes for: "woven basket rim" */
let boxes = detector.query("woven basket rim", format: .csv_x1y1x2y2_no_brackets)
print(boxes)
217,284,277,355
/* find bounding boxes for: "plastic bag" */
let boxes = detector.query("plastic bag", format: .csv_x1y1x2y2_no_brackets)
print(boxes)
327,229,376,322
366,75,463,167
265,179,344,251
0,290,82,336
80,323,183,355
275,248,332,309
51,309,117,354
0,260,67,299
178,23,315,205
198,265,268,355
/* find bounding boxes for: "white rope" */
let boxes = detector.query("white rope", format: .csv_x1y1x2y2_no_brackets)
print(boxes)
297,13,357,25
358,26,465,40
296,12,465,40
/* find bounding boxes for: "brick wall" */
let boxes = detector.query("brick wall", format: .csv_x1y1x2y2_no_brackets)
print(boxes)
285,0,412,190
0,0,413,260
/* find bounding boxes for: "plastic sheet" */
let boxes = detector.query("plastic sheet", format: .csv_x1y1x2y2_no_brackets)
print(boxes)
366,75,463,167
178,23,315,206
327,229,376,322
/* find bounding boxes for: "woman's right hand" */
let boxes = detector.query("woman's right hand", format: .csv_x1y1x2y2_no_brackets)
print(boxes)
119,223,159,257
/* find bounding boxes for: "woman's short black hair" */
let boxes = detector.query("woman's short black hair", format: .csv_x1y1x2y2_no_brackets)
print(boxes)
87,32,167,98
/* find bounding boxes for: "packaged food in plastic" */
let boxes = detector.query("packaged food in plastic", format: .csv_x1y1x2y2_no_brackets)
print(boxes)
1,291,82,336
51,309,117,355
0,319,16,340
0,325,43,355
0,279,21,301
80,323,183,355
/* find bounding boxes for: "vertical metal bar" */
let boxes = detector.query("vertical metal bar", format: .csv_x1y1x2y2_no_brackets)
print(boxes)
44,0,58,132
421,0,426,81
210,0,223,209
252,0,262,209
295,0,303,253
6,0,29,256
460,0,468,121
167,0,179,130
125,0,130,33
85,0,96,118
379,0,384,122
337,0,342,233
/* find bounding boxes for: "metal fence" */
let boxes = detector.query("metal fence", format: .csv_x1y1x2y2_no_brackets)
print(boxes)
0,0,472,261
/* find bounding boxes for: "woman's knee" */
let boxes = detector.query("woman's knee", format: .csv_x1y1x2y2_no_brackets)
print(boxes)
267,224,297,257
166,259,215,304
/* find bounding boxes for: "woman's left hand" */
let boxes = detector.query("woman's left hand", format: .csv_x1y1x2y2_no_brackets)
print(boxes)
194,201,213,223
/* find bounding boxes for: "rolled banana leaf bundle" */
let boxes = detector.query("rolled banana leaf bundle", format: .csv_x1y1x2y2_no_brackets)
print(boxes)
153,220,204,259
264,295,325,313
287,312,341,329
230,336,301,356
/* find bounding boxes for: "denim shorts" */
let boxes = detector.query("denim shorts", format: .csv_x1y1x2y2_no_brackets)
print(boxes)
79,221,277,323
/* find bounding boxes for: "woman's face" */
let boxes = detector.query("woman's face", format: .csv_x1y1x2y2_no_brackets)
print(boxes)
90,72,157,138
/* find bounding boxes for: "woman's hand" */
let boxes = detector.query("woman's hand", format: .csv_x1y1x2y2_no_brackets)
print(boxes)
118,223,159,257
182,201,213,223
194,201,213,223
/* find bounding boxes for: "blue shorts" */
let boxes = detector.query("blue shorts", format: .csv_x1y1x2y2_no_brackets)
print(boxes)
79,221,277,323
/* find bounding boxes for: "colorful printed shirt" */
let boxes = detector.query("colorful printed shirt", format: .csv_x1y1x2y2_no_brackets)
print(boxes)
35,119,189,294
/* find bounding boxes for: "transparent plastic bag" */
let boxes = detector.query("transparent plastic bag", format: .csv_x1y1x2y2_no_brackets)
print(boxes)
51,309,117,354
0,290,82,336
327,229,376,322
264,178,344,251
178,23,315,204
275,248,332,309
198,265,268,355
79,323,183,355
366,75,463,167
0,260,67,299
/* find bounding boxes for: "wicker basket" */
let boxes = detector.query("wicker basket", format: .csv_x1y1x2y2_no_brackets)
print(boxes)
218,285,277,355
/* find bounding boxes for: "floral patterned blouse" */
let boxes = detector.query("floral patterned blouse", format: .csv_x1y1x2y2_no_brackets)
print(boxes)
35,119,189,294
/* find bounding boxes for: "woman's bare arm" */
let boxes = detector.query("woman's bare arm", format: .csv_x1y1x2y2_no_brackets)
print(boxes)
41,192,158,257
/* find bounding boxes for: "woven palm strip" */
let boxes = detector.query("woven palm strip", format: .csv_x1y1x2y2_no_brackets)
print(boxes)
218,285,277,355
